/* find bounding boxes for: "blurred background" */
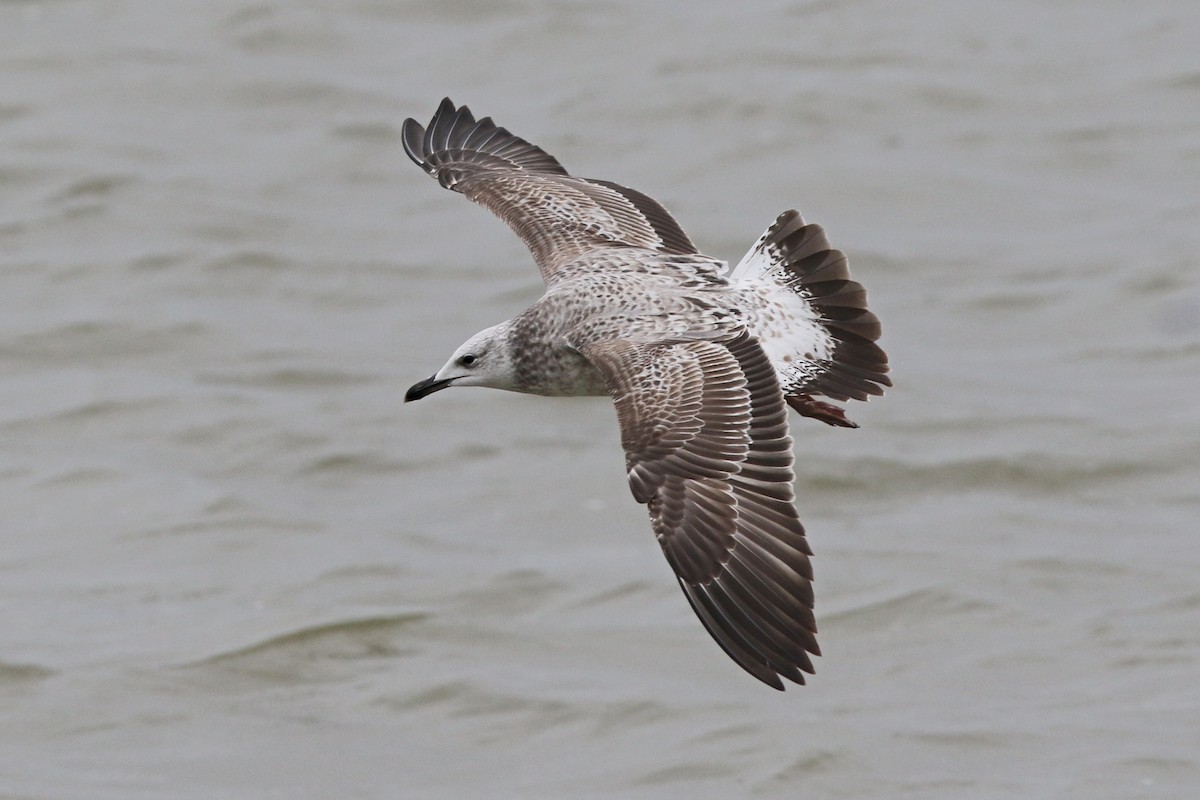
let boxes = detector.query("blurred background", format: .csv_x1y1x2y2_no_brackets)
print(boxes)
2,1,1198,798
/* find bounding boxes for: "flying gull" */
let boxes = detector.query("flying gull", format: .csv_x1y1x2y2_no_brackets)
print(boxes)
403,99,890,689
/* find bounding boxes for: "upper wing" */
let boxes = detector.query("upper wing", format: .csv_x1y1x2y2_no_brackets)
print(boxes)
578,331,819,690
403,98,699,284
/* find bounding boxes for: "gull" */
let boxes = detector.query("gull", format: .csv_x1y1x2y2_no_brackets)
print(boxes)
403,99,890,689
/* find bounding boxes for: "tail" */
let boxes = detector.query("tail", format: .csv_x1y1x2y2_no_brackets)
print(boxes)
730,210,891,427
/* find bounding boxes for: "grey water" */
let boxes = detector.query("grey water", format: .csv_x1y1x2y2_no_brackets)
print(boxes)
2,1,1198,798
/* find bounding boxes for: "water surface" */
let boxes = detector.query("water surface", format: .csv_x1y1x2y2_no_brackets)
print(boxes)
2,1,1198,797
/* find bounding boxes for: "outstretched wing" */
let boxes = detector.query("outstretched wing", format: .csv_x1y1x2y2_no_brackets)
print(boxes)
403,98,699,284
578,331,819,690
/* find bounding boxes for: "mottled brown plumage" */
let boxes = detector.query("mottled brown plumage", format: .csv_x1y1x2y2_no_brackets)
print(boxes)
403,99,890,689
403,97,699,284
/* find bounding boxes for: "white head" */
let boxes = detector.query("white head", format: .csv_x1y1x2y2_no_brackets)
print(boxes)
405,321,518,401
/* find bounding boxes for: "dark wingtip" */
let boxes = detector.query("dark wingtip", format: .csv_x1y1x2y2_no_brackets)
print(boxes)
403,98,570,181
401,118,428,168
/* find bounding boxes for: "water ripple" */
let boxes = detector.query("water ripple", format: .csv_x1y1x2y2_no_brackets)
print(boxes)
181,613,431,681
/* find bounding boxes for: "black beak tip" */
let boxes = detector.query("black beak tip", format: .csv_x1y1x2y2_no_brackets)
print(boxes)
405,374,451,402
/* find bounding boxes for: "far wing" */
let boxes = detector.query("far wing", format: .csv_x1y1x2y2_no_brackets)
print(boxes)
403,99,698,285
578,331,819,689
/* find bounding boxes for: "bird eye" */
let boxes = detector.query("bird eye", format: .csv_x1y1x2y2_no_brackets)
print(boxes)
458,354,477,367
